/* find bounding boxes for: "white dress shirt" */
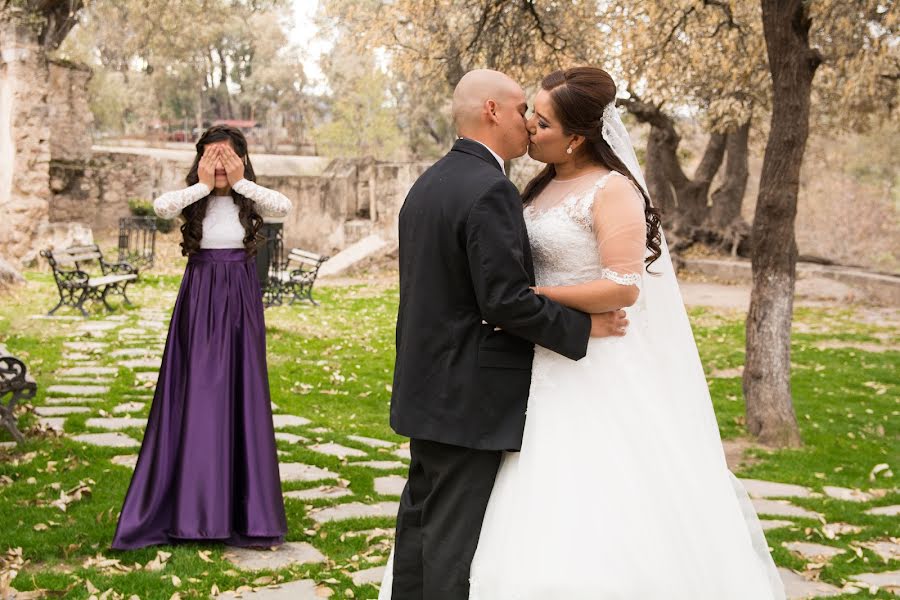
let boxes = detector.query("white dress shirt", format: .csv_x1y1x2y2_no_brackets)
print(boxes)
465,138,506,175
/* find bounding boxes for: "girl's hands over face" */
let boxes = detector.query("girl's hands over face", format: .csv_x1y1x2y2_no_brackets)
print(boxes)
198,146,217,189
221,146,245,186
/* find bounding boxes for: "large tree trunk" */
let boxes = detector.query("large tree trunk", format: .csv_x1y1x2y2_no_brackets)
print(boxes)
699,119,752,255
623,97,726,238
743,0,821,447
709,120,751,229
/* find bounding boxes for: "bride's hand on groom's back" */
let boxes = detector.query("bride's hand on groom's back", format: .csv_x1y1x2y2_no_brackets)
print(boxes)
590,310,628,337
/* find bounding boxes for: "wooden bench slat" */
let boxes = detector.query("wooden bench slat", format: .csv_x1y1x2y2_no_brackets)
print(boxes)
89,274,137,286
287,256,324,267
289,249,325,260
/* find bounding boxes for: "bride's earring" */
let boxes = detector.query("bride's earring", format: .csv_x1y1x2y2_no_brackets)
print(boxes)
566,147,573,155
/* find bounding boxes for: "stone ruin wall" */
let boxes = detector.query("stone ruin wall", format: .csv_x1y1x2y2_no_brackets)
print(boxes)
0,27,430,265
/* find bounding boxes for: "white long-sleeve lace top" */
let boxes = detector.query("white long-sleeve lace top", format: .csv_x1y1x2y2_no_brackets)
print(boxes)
152,179,292,249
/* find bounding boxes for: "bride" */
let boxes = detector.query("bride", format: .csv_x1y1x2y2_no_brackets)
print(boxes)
382,66,785,599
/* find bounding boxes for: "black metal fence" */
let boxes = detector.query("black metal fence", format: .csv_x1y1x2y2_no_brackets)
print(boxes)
118,216,157,270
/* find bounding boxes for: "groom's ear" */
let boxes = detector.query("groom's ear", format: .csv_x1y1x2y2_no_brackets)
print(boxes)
485,99,499,123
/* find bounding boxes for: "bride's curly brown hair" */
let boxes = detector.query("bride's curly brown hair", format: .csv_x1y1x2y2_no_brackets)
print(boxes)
522,67,663,268
180,125,263,257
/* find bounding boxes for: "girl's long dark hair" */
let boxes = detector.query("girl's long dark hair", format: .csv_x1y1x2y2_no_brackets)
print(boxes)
523,67,663,268
180,125,263,257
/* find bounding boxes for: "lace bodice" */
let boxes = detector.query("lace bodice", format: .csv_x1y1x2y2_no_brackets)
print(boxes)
524,170,645,289
153,179,292,249
153,179,292,219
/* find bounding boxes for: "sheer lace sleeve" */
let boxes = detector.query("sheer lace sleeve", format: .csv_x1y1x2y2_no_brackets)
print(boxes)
592,172,646,290
232,179,292,217
153,183,210,219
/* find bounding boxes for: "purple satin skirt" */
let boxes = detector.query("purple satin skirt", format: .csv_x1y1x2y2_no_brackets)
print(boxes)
111,249,287,550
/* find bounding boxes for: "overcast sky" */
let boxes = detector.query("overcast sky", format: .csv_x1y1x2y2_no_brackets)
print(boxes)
289,0,329,91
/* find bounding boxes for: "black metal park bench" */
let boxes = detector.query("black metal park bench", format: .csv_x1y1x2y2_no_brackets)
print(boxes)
0,343,36,445
41,244,138,317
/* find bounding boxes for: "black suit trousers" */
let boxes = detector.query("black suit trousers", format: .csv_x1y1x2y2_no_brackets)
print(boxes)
391,438,502,600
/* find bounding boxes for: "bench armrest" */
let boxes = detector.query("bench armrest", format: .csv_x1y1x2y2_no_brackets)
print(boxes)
0,355,28,390
101,259,138,276
56,269,90,289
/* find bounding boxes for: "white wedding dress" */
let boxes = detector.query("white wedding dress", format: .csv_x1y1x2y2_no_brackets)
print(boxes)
379,170,785,600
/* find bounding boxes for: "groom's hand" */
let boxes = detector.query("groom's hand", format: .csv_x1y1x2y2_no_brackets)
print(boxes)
589,310,628,337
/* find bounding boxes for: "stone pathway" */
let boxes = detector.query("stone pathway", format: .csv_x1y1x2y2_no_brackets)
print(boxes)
21,312,899,599
865,504,899,516
284,486,353,501
309,501,399,524
279,463,339,483
778,568,845,598
215,579,320,599
309,442,367,458
374,476,406,497
224,543,325,570
751,499,822,520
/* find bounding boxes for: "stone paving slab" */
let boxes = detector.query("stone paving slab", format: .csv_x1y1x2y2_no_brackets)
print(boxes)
85,417,147,430
752,499,822,519
110,348,158,357
34,406,91,416
118,358,161,369
350,565,386,586
58,366,118,376
822,486,874,502
783,541,846,560
778,568,844,598
393,448,411,460
223,542,325,570
135,372,158,383
215,579,319,599
47,384,109,396
118,328,147,336
62,352,93,361
309,501,399,524
39,417,66,431
860,540,900,562
63,341,108,351
272,415,311,428
78,322,119,332
350,460,407,470
73,432,140,448
822,523,863,537
760,520,796,531
274,432,309,444
111,454,138,469
866,505,900,516
347,435,396,448
741,478,813,499
138,320,166,329
113,402,146,414
284,486,353,501
45,396,104,405
56,377,115,385
374,476,406,497
0,441,16,449
279,463,339,483
309,442,367,458
849,569,900,593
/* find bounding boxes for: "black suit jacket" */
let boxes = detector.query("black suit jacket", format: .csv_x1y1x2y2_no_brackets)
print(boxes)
390,138,592,451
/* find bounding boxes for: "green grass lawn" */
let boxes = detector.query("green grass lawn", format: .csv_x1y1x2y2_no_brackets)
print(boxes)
0,272,897,599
